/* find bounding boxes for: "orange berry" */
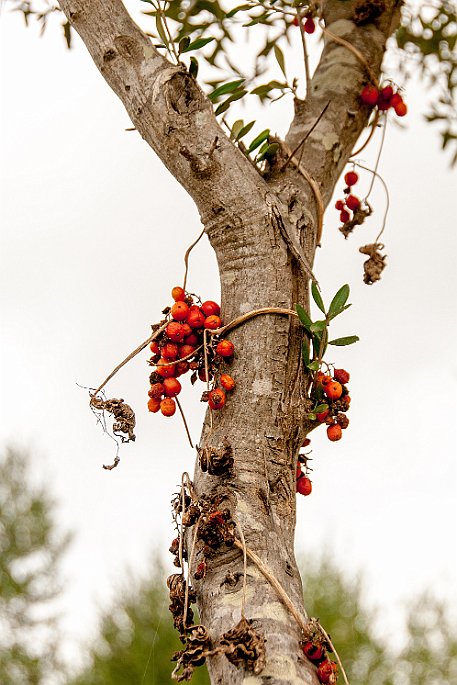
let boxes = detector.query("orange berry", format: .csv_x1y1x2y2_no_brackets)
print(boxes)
215,339,234,357
180,323,192,338
166,321,185,342
149,341,160,354
175,361,190,376
171,301,189,321
156,358,176,378
296,476,312,496
204,315,222,330
220,373,235,391
171,286,186,302
184,332,199,346
160,397,176,417
327,424,342,441
163,377,182,397
178,344,196,359
320,375,333,387
148,382,165,399
187,307,206,329
161,342,179,359
147,397,161,413
394,101,407,117
208,387,226,410
201,301,220,317
324,381,343,401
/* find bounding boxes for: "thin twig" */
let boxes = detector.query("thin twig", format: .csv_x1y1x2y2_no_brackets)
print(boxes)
183,228,206,291
298,10,311,94
152,344,203,367
209,307,298,338
283,102,330,167
91,321,168,398
319,21,379,86
352,161,390,243
233,520,248,619
351,110,380,157
362,115,387,202
176,397,194,448
234,540,308,633
183,519,200,630
318,622,351,685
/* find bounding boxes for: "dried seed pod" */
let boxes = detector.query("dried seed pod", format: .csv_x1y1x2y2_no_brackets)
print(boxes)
220,617,266,675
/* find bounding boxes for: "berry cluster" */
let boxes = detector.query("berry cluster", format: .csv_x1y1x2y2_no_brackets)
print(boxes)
296,439,312,496
301,621,338,683
313,369,351,442
147,287,235,417
360,83,407,117
335,170,361,225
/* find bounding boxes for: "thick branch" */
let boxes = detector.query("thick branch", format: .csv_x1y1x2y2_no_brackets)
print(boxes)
58,0,267,220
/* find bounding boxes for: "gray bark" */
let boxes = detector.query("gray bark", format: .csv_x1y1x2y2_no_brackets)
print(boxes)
58,1,401,682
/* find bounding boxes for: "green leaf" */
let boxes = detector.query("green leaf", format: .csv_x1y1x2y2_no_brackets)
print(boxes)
155,14,169,49
307,413,316,421
314,403,329,414
181,37,215,53
230,119,244,140
248,129,270,153
307,361,320,371
310,320,326,333
328,284,350,320
236,120,255,140
189,56,199,78
226,4,251,18
208,79,245,102
302,341,310,367
274,44,286,78
328,335,360,346
295,304,312,332
311,282,326,314
178,36,191,54
257,142,280,161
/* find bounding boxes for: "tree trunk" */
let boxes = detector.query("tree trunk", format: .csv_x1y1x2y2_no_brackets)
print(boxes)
58,1,401,682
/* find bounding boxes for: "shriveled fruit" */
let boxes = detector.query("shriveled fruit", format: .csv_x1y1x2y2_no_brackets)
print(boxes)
175,361,190,376
333,368,350,384
160,397,176,417
302,641,324,662
216,339,235,357
317,659,337,684
208,387,226,410
149,340,160,354
148,382,165,399
327,424,342,441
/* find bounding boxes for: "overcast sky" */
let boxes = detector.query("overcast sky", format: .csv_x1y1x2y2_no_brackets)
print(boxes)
1,2,456,675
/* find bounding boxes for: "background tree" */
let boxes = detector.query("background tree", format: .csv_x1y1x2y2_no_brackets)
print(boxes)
4,1,456,684
0,448,70,685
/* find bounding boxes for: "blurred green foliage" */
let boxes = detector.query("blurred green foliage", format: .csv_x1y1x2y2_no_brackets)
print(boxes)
0,448,69,685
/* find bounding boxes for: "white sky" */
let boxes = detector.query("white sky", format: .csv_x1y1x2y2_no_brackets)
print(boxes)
1,3,456,674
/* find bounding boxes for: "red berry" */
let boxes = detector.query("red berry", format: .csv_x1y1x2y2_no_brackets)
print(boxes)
296,462,303,478
324,381,343,401
216,339,235,357
346,195,360,211
149,340,160,354
220,373,235,391
204,315,222,330
316,407,329,422
319,375,333,387
163,377,182,397
156,358,176,378
360,84,379,107
161,342,179,360
175,361,190,376
327,424,342,442
183,332,200,346
171,301,189,321
302,641,325,662
148,382,165,399
296,476,312,496
344,171,358,187
394,101,407,117
171,286,186,302
317,659,337,684
333,368,350,384
304,17,315,33
390,93,402,108
160,397,176,417
292,16,299,26
335,199,345,211
340,209,350,223
208,387,226,410
201,300,221,317
178,344,195,359
380,85,394,100
187,307,206,329
147,397,161,413
180,323,193,338
377,86,393,111
166,321,185,342
302,438,311,447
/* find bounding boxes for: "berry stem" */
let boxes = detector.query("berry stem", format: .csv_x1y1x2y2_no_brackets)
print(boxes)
317,622,351,685
176,397,194,448
297,9,311,95
352,110,380,157
182,227,206,291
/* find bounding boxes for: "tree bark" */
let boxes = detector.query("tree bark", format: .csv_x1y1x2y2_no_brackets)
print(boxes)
58,1,401,682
